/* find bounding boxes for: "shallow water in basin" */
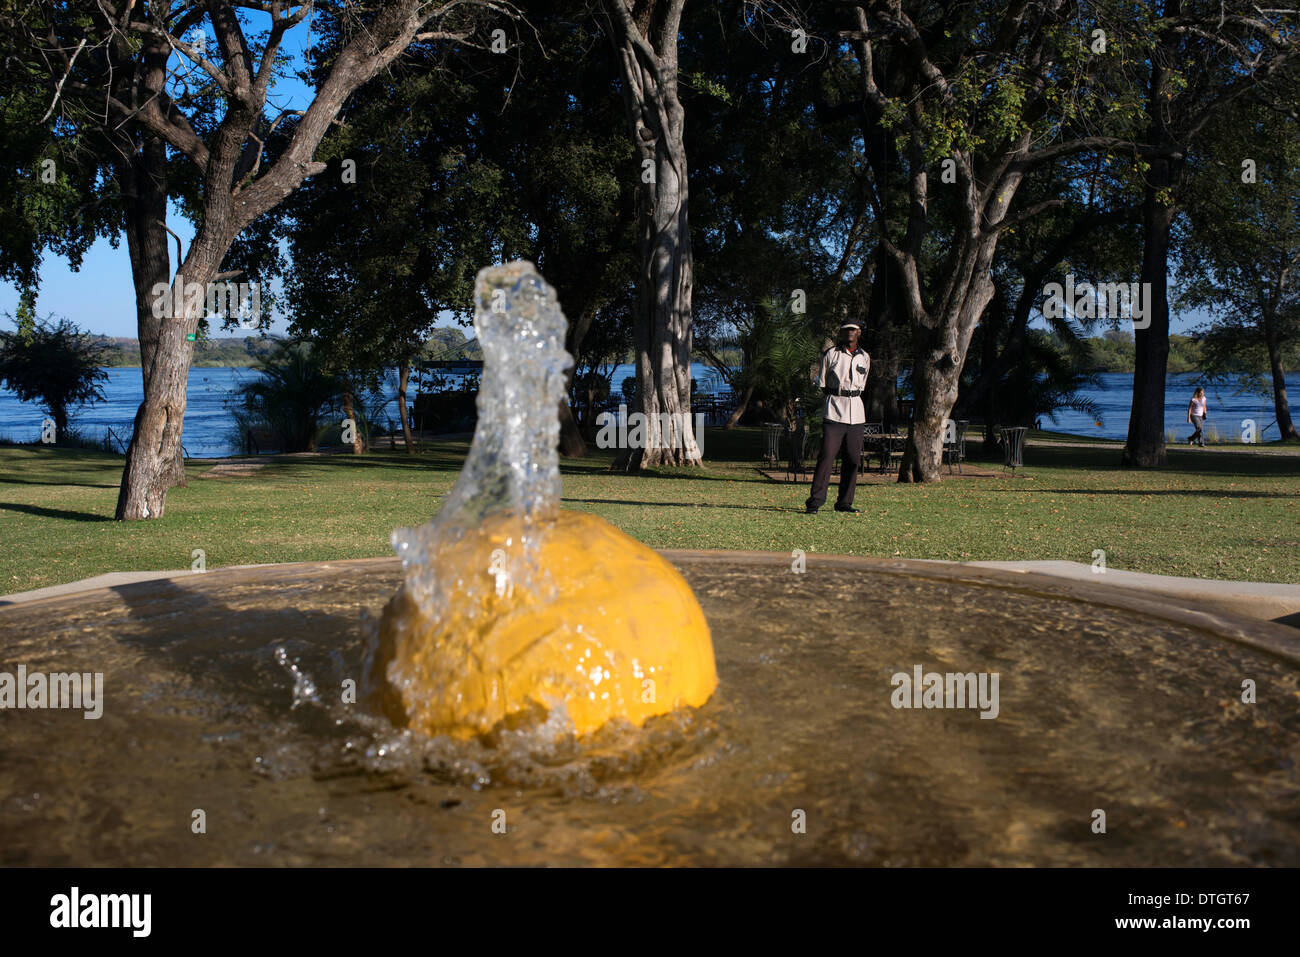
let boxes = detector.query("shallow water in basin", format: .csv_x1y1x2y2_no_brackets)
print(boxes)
2,557,1298,866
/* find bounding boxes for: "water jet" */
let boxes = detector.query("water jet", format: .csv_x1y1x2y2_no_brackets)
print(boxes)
369,262,717,739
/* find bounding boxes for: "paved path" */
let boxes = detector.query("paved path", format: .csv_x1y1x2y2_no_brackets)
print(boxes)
937,559,1300,628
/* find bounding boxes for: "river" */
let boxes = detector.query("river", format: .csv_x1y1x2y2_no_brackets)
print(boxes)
0,365,1293,457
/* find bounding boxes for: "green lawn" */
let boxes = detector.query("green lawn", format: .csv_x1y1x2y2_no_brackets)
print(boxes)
2,427,1298,594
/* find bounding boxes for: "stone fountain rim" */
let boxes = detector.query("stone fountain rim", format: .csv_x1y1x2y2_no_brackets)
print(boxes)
3,550,1298,668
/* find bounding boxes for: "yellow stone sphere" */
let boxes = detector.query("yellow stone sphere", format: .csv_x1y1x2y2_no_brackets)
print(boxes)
371,510,717,739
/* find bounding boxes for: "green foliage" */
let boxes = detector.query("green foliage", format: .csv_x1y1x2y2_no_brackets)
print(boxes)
1082,332,1203,373
0,83,113,293
226,339,353,453
0,313,108,439
736,298,821,429
688,4,871,391
1020,329,1103,426
1176,97,1300,389
283,0,636,383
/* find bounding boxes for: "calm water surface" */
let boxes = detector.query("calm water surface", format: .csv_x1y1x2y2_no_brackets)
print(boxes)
0,366,1293,456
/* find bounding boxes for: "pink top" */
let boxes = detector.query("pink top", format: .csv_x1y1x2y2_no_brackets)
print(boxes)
1190,395,1206,416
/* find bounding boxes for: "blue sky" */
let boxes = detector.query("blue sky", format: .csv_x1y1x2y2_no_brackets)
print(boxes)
0,11,319,339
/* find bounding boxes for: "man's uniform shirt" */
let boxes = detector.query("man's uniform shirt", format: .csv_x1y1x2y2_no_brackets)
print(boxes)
817,344,870,425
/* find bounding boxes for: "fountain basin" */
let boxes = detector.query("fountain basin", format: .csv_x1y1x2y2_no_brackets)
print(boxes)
1,551,1297,866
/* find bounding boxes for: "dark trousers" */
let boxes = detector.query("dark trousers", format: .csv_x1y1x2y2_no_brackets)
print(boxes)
806,421,863,510
1189,414,1205,446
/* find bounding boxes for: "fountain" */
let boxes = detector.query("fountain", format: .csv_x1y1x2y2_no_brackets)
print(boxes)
1,263,1298,865
368,261,716,738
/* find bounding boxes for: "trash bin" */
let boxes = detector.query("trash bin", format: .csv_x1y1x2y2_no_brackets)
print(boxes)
761,423,783,466
1000,426,1027,472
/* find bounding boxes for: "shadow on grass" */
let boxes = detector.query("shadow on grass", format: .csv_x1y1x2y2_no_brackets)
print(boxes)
0,476,119,489
571,467,765,484
993,445,1300,478
972,487,1287,499
240,452,469,480
286,451,466,468
0,502,112,522
564,497,796,514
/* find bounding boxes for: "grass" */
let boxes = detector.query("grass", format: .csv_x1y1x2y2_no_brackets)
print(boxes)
1,426,1298,594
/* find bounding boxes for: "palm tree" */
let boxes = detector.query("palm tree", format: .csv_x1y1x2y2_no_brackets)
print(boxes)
750,303,822,431
231,340,350,453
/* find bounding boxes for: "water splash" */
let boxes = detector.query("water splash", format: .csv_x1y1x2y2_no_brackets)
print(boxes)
274,645,320,710
372,261,716,741
391,261,572,619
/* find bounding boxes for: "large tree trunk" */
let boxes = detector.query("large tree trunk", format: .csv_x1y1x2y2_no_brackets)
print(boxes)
606,0,701,469
724,383,754,428
117,149,185,489
115,251,215,520
863,247,905,431
341,389,364,453
559,398,587,457
895,209,1008,483
107,32,191,515
1264,315,1299,441
114,139,197,520
1122,188,1176,467
956,277,1012,424
93,1,475,518
398,359,415,453
1122,18,1183,469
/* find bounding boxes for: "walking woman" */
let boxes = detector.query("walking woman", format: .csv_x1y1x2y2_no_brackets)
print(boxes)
1187,387,1209,447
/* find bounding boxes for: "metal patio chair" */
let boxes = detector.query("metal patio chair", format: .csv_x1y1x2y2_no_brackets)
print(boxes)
860,422,883,474
944,419,969,474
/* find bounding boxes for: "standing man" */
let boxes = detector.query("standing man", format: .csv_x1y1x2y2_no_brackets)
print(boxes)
805,322,870,514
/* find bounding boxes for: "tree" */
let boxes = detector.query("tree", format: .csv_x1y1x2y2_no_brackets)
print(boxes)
602,0,701,468
3,0,507,518
0,306,108,442
284,0,638,458
1119,1,1299,466
748,300,822,430
1179,99,1300,441
689,3,874,429
830,0,1179,482
0,82,109,296
955,156,1136,445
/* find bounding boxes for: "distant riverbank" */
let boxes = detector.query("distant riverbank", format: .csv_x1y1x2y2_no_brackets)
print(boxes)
90,330,478,368
87,332,1263,375
2,364,1294,458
